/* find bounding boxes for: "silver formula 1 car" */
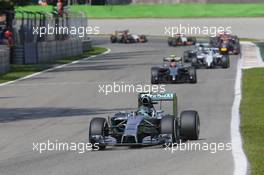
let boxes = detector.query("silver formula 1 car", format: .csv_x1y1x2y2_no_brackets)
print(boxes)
191,46,230,69
89,93,200,150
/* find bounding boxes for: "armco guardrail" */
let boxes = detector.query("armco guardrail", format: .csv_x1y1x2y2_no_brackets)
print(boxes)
0,45,10,74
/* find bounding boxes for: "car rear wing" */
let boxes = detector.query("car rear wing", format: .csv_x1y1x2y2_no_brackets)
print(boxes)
138,92,178,117
163,57,182,62
195,42,210,47
115,30,129,33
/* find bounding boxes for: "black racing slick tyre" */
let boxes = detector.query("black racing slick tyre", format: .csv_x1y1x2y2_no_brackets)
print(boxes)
140,35,147,43
183,51,190,62
191,37,197,44
168,37,173,46
180,111,200,140
110,36,117,43
151,67,159,84
191,57,198,68
222,55,230,69
161,115,178,143
89,117,108,150
189,67,197,83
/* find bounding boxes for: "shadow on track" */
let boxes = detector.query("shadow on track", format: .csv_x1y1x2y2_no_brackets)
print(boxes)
0,107,133,123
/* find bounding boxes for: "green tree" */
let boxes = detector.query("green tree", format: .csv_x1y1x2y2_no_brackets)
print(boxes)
0,0,30,13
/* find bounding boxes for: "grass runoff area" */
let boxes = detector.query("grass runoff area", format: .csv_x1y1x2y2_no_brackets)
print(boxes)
16,3,264,18
0,47,107,84
241,68,264,175
241,43,264,175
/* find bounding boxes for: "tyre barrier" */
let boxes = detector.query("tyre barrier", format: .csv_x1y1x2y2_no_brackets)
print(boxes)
10,39,92,64
37,39,86,63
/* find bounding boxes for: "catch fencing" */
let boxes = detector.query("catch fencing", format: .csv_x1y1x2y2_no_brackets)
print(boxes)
11,10,91,64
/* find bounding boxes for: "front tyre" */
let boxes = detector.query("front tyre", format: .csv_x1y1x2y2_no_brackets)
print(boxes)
89,117,108,150
189,67,197,83
183,50,190,62
180,111,200,140
161,115,178,143
110,36,117,43
151,67,160,84
222,55,230,68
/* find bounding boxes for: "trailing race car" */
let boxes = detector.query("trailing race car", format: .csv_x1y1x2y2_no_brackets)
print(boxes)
191,47,230,69
151,56,197,84
183,42,212,63
110,30,147,43
89,92,200,150
210,32,240,55
168,34,196,47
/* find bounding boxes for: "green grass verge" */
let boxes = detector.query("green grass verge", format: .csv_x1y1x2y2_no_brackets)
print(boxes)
256,42,264,61
0,47,107,84
15,3,264,18
15,5,53,17
240,68,264,175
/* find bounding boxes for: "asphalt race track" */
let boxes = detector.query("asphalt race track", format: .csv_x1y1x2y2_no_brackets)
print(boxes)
0,36,238,175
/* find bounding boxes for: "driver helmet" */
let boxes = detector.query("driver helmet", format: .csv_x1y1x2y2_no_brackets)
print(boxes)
169,55,181,67
141,96,152,106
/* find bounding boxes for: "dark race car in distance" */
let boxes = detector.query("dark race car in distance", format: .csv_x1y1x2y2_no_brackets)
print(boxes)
89,92,200,150
151,56,197,84
110,30,148,43
210,32,240,55
168,34,196,47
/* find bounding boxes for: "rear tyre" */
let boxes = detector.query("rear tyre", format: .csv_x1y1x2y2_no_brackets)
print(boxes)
172,38,178,46
222,55,230,68
140,35,147,43
189,67,197,83
110,36,117,43
191,57,198,68
161,115,178,143
189,37,196,45
168,37,173,46
183,50,190,62
180,111,200,140
89,117,108,150
151,67,159,84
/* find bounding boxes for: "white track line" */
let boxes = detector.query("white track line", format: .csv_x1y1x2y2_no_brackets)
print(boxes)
0,48,111,87
231,55,248,175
